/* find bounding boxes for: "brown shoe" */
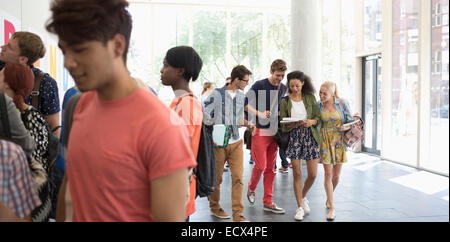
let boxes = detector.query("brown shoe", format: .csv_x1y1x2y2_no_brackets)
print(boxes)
233,215,250,222
211,208,231,219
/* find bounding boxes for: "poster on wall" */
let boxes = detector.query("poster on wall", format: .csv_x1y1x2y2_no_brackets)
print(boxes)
0,9,21,46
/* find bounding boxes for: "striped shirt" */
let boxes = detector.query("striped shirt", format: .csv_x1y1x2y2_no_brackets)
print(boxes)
0,140,41,218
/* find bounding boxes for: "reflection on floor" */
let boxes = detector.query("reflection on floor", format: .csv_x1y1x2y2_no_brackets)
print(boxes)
190,151,449,222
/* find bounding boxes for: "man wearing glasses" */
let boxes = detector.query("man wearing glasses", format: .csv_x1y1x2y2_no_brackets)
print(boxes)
203,65,255,222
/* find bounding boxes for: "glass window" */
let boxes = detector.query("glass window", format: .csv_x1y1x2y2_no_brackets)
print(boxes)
231,11,263,83
341,0,356,111
425,0,449,174
265,13,291,70
389,0,419,165
127,4,153,89
322,0,356,112
322,0,340,84
127,4,191,104
192,9,227,91
127,1,290,104
364,0,382,50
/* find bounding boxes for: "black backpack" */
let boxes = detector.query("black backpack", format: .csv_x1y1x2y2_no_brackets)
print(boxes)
194,123,216,198
174,94,216,198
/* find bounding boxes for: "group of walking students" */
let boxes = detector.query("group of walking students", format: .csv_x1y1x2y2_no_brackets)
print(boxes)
0,0,356,222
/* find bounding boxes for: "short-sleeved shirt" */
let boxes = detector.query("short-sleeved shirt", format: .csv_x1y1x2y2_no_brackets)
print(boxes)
245,78,287,129
170,93,203,159
24,68,60,116
0,140,41,219
66,89,197,222
0,62,60,116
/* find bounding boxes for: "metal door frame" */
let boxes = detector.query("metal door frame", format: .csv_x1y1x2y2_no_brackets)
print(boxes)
362,53,381,155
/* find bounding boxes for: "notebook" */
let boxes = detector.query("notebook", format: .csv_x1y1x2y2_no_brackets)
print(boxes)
212,124,228,147
280,117,304,124
342,119,361,127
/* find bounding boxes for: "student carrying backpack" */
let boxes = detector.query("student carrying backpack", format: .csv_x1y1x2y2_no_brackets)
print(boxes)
30,72,61,173
193,115,216,198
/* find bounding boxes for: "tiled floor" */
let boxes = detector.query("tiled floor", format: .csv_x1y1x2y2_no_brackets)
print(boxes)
190,150,449,222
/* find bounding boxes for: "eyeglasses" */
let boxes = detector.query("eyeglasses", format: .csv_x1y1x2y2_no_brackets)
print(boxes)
241,79,249,83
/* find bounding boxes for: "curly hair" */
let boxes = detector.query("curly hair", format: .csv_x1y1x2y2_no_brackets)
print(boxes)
45,0,132,64
286,71,316,95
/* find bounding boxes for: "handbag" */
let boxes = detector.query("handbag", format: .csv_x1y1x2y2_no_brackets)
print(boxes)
338,99,365,148
343,115,364,149
243,128,252,150
274,96,290,151
274,129,290,152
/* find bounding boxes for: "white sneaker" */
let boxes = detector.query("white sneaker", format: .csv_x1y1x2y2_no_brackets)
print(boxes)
294,207,305,221
327,209,336,221
302,198,310,214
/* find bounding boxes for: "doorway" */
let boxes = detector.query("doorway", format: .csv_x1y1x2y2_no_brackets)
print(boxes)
362,54,382,155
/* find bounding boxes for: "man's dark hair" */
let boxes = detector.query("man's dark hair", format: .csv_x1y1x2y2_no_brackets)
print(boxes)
45,0,132,64
165,46,203,82
230,65,252,83
287,71,316,95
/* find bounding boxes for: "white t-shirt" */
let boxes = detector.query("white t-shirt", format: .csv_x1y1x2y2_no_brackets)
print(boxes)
291,100,307,120
226,90,240,144
227,90,237,99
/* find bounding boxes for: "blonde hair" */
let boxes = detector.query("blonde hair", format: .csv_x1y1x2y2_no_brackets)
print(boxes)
202,82,213,95
321,81,339,98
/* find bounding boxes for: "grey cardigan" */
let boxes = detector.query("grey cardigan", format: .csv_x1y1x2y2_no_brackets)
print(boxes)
0,94,35,158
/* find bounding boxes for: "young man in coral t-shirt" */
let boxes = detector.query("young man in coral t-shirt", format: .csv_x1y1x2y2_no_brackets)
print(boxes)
47,0,196,222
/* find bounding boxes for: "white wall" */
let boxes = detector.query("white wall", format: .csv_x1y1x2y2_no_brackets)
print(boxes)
291,0,322,89
0,0,74,108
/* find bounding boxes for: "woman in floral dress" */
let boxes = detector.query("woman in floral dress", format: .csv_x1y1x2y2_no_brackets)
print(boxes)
318,81,354,221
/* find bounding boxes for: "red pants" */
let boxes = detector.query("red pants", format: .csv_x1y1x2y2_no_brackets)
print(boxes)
248,128,278,206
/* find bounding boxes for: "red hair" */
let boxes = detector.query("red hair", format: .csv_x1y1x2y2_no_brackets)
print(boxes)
3,63,34,113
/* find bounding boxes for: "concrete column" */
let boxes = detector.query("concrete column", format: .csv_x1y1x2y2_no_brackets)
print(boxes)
291,0,322,87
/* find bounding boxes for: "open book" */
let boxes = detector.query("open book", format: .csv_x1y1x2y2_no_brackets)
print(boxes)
342,119,361,127
280,117,304,124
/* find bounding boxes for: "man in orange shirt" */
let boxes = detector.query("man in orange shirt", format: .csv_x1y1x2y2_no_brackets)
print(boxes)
161,46,203,221
47,0,196,222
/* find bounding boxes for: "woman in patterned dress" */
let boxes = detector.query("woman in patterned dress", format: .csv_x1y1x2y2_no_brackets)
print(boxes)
279,71,321,221
0,63,52,222
318,81,354,221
